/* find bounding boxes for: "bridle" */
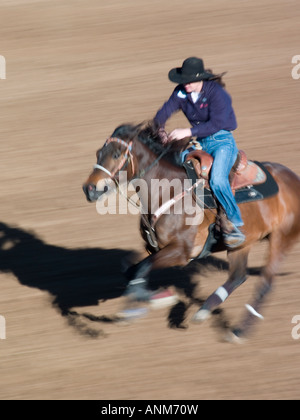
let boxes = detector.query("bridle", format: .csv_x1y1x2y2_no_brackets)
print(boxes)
93,137,135,179
93,136,171,181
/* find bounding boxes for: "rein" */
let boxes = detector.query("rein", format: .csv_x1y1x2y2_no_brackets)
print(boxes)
133,143,172,179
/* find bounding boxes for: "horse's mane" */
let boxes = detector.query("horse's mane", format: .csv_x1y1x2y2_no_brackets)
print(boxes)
111,121,186,167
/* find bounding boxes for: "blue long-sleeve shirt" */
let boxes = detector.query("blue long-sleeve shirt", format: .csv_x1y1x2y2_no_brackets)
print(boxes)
154,81,237,138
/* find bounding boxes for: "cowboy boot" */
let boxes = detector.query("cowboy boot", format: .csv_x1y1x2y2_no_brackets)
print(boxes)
222,220,245,248
219,212,245,249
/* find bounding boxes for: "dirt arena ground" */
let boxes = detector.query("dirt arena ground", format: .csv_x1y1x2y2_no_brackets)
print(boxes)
1,0,300,400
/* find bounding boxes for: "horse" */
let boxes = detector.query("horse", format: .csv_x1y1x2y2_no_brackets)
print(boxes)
83,121,300,340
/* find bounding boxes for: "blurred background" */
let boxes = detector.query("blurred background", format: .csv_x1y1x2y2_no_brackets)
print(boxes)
0,0,300,400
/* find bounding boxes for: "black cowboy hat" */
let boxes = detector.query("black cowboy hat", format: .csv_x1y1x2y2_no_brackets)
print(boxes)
168,57,217,84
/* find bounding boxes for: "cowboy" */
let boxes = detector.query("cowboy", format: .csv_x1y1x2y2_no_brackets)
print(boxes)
154,57,245,248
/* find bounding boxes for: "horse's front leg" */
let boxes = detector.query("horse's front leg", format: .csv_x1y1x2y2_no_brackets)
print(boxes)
123,242,191,306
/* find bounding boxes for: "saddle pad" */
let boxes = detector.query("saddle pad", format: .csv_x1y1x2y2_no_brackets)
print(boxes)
183,161,279,209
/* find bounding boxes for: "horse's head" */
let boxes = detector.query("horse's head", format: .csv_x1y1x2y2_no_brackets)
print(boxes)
83,135,135,202
83,121,184,202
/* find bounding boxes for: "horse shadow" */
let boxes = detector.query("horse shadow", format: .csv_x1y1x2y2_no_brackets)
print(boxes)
0,221,275,338
0,222,134,337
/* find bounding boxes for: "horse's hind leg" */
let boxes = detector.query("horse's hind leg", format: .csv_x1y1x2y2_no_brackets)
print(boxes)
193,247,250,321
235,229,299,338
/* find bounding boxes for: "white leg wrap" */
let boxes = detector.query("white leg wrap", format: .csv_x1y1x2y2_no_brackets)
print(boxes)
215,286,229,302
128,278,145,286
245,304,264,319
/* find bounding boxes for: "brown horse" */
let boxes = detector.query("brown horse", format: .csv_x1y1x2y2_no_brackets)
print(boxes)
83,121,300,340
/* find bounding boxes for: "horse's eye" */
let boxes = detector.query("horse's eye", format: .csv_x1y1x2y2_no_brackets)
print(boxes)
113,150,121,160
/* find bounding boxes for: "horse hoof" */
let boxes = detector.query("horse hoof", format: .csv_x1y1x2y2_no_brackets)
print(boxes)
192,309,211,323
223,329,246,344
149,289,178,309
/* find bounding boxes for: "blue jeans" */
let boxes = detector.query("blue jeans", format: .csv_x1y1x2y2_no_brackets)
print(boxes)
183,130,244,227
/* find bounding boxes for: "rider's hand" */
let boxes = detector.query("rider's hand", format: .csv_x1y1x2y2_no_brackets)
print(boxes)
168,128,192,141
158,128,169,145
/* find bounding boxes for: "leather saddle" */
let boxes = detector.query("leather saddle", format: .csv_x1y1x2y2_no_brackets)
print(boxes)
185,149,267,192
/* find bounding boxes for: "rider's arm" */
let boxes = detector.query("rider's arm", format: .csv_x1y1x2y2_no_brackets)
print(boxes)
154,86,183,127
190,84,237,138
